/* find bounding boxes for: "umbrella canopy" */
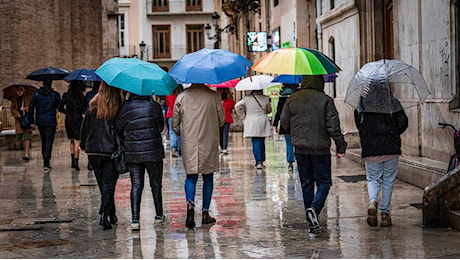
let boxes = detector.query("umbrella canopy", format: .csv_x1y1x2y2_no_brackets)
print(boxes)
26,66,70,81
169,48,252,84
345,59,431,113
95,57,178,96
206,79,240,88
3,83,38,101
272,74,302,84
235,75,278,91
252,47,341,75
64,68,102,82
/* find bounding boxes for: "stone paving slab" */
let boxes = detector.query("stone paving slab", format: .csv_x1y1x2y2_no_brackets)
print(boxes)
0,133,458,258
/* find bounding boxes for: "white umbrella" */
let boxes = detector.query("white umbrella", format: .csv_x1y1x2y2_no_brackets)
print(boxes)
235,75,279,91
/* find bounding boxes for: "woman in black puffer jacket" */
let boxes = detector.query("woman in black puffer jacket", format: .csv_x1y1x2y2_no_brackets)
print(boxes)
114,93,166,231
80,83,124,230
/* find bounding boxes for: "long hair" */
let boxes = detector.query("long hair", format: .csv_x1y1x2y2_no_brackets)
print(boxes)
89,82,124,120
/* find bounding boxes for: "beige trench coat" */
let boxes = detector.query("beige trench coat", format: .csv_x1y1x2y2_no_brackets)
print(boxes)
235,94,272,138
172,84,225,174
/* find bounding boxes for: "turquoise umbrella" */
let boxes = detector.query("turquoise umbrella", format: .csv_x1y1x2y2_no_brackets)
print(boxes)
95,58,177,96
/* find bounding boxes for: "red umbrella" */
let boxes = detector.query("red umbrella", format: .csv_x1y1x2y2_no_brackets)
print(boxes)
206,79,240,88
2,83,38,101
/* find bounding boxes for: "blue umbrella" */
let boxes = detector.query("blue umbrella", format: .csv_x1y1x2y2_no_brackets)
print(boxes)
95,58,178,96
64,68,102,82
272,74,302,84
169,48,252,84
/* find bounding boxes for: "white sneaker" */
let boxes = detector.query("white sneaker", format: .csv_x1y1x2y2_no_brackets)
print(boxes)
154,215,167,225
306,207,320,236
131,220,140,231
222,149,228,154
256,164,263,169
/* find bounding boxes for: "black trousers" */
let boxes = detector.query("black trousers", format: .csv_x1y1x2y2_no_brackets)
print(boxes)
89,155,119,216
129,160,164,220
38,125,56,167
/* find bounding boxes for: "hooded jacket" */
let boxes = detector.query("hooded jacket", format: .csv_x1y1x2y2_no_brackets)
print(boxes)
280,75,347,155
28,85,61,126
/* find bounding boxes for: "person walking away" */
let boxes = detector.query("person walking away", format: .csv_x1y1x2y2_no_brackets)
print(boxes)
235,89,272,169
58,81,87,171
28,78,61,171
10,86,33,160
166,85,183,157
114,92,167,231
172,84,225,228
218,88,236,154
280,75,347,237
354,80,408,228
80,82,124,230
84,81,100,171
272,84,298,171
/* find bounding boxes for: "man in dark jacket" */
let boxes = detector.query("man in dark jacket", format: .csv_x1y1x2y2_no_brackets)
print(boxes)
280,75,347,237
28,78,61,171
114,93,166,230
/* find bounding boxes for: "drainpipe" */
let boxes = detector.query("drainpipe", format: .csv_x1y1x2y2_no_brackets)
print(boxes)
316,0,322,51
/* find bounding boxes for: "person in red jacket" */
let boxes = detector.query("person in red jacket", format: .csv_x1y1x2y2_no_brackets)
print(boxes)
218,88,236,154
165,85,183,157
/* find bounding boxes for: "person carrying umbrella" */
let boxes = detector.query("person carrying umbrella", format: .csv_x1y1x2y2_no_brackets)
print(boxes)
353,78,408,228
218,88,236,154
28,78,62,171
10,85,34,160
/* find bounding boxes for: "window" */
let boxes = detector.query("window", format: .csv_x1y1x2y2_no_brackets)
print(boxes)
152,0,169,12
186,25,204,53
119,14,125,47
274,0,279,7
186,0,202,11
383,1,394,59
152,25,171,58
330,0,335,9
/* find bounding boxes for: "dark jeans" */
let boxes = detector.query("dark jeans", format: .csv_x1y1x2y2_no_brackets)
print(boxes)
219,123,230,150
295,153,332,215
129,161,164,220
38,125,56,167
89,155,119,216
251,137,266,165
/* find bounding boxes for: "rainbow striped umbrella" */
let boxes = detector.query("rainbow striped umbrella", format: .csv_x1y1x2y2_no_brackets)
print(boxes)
252,47,341,75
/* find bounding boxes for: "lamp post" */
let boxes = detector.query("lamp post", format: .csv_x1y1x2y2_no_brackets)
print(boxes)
139,41,146,60
205,12,222,49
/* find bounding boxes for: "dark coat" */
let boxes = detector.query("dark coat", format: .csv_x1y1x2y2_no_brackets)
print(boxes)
80,110,117,156
28,86,61,126
58,92,86,139
280,81,347,155
114,95,165,163
272,96,290,135
354,110,408,158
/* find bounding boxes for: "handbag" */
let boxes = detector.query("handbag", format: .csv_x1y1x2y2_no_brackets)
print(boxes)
19,116,32,130
111,131,128,174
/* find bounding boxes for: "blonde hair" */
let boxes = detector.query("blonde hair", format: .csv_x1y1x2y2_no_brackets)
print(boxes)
89,82,124,120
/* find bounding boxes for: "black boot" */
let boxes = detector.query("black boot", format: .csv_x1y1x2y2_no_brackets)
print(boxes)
99,214,104,226
186,202,195,228
74,158,80,171
71,154,75,168
101,213,112,230
109,214,118,225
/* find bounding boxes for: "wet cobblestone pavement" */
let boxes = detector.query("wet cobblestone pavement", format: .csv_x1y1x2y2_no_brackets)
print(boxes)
0,133,459,258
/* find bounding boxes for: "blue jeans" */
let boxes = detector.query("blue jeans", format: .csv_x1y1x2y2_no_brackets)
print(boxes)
38,125,56,167
251,137,266,165
365,156,399,213
295,153,332,215
168,118,181,153
284,134,295,163
185,173,214,210
220,123,230,150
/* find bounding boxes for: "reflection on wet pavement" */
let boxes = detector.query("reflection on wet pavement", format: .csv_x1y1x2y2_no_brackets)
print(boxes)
0,133,459,258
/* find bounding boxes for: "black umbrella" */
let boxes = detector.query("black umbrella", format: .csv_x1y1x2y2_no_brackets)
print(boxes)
2,83,38,101
26,66,70,81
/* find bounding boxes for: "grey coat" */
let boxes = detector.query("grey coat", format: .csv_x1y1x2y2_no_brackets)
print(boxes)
235,94,272,138
172,84,225,174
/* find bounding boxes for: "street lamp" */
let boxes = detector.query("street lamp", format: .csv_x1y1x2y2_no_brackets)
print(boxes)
206,12,236,49
139,41,146,60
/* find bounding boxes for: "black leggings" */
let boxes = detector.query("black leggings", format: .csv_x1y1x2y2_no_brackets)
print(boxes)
89,155,119,216
129,161,164,220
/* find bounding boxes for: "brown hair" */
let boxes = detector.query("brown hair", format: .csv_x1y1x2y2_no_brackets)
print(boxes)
89,82,124,120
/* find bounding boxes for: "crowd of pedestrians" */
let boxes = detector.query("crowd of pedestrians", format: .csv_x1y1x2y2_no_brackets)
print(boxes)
11,73,407,237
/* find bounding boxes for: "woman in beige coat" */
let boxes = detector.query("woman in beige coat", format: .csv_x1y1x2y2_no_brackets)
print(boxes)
172,84,225,228
11,86,34,160
235,89,272,169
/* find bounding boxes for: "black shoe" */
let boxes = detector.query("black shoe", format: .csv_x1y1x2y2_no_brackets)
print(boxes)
87,163,93,171
99,215,104,226
109,215,118,225
101,213,112,230
23,156,30,161
186,202,195,228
